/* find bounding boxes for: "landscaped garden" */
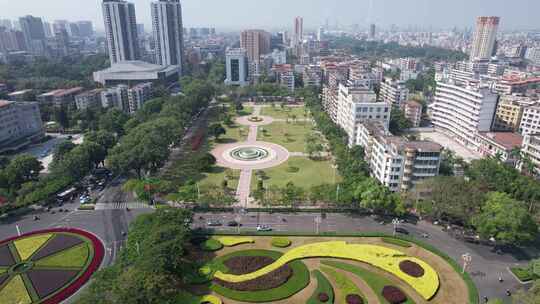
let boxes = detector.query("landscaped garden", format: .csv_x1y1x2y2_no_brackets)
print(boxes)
258,121,313,152
260,105,309,120
0,228,104,304
180,235,476,304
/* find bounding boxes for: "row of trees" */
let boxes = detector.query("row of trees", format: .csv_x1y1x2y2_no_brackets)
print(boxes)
410,157,540,245
76,208,194,303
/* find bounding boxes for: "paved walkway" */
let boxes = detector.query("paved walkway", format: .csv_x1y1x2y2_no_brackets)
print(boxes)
236,169,253,207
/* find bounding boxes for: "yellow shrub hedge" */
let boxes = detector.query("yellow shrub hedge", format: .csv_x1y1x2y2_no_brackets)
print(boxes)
214,241,439,300
215,237,254,247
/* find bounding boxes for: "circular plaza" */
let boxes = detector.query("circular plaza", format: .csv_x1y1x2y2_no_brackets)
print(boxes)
211,141,290,170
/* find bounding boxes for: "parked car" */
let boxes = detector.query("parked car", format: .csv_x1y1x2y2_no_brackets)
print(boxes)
207,220,222,227
227,221,240,227
256,225,272,232
395,227,409,235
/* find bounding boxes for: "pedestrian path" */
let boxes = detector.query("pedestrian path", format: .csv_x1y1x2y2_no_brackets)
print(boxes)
236,169,252,207
95,202,153,210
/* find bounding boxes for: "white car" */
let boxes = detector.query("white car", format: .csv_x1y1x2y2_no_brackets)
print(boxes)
256,225,272,232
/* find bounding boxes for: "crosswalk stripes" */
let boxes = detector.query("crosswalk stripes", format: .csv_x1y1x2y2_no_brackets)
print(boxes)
94,202,153,210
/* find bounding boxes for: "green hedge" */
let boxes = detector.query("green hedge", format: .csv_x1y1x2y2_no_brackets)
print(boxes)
209,249,310,303
200,231,479,304
381,237,412,248
200,239,223,251
510,267,533,282
307,270,334,304
271,237,292,248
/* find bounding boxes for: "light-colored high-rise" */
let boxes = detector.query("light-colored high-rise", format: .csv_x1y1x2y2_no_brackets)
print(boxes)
102,0,140,64
470,16,500,61
240,30,271,63
293,16,303,47
225,48,249,87
151,0,184,74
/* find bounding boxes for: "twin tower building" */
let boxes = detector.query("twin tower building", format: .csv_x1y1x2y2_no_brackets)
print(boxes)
102,0,184,74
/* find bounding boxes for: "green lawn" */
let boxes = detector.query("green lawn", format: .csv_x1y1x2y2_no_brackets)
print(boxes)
258,122,313,152
510,267,534,282
198,166,240,190
260,106,309,120
35,243,90,268
219,124,248,144
252,157,339,190
320,265,365,304
322,260,416,304
307,270,335,304
0,275,32,304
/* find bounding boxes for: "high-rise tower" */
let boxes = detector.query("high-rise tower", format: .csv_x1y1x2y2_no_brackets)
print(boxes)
151,0,184,74
470,16,500,61
102,0,140,64
293,16,303,47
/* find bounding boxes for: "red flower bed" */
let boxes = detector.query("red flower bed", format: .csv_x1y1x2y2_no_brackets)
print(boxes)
382,286,407,304
0,228,104,304
214,256,292,291
318,292,329,302
399,260,425,277
345,294,364,304
223,256,275,275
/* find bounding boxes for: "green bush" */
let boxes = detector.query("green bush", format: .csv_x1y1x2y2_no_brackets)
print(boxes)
271,237,292,248
381,237,412,248
77,205,95,211
209,249,310,303
307,270,334,304
510,267,533,282
200,239,223,251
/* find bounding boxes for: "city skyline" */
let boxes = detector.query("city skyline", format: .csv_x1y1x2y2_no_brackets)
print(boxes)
1,0,540,31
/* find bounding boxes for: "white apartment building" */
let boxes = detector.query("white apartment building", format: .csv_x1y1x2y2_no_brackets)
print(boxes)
303,65,322,87
75,89,103,110
336,82,389,146
519,104,540,135
128,82,153,113
430,80,499,149
102,0,140,64
151,0,184,74
402,100,423,128
521,134,540,176
101,85,129,113
357,122,442,192
380,77,409,107
0,100,43,151
225,48,249,87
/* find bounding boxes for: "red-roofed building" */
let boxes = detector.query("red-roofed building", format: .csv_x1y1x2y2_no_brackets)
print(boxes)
476,132,523,164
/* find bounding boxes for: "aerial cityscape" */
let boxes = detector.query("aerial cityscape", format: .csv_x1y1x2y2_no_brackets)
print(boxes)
1,0,540,303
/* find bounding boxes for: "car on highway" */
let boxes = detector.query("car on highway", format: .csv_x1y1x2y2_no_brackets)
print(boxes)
227,221,240,227
207,220,222,226
256,225,272,232
395,227,409,235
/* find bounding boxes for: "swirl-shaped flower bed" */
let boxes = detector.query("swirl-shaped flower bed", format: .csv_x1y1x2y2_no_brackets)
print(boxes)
214,241,439,300
0,228,104,304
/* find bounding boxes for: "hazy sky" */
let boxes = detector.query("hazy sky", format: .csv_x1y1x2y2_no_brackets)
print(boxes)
1,0,539,31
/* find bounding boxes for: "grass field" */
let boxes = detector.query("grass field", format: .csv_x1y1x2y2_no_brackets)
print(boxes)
251,157,339,190
258,122,314,152
260,106,309,120
198,166,240,190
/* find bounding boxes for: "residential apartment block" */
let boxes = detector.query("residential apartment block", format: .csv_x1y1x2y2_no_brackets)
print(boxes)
519,103,540,135
475,132,522,165
128,82,153,113
0,100,43,151
493,95,536,132
75,89,104,110
521,134,540,176
430,80,499,149
336,82,389,146
402,100,423,128
380,77,409,107
357,122,442,192
37,87,84,108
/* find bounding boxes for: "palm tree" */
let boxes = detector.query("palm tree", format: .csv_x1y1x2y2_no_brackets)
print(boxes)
521,155,537,177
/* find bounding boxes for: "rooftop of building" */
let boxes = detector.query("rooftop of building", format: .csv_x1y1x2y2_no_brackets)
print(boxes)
76,88,104,97
8,89,32,96
404,141,443,152
101,61,178,74
477,132,523,150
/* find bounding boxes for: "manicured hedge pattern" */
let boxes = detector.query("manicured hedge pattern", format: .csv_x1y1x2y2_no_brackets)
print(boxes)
214,264,292,291
307,270,334,304
346,294,364,304
271,237,292,248
210,250,310,302
223,256,275,275
204,232,479,304
382,238,412,248
201,239,224,251
510,267,534,282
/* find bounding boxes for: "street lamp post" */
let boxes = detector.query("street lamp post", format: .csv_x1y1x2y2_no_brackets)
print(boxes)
462,253,472,273
235,215,242,234
315,216,322,234
392,218,400,237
